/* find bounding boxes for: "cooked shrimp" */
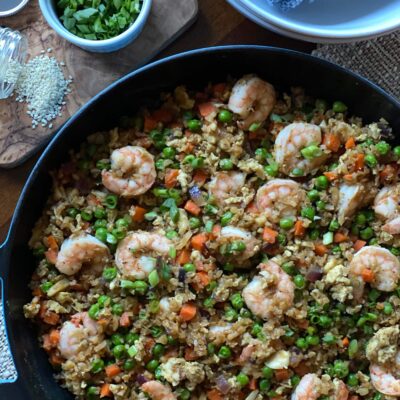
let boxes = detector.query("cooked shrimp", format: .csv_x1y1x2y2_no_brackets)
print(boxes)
243,260,294,320
208,171,246,206
55,234,110,276
291,373,322,400
337,183,366,225
374,185,400,234
58,312,100,359
349,246,400,299
115,231,172,279
101,146,156,197
228,74,276,130
141,381,176,400
256,179,305,224
275,122,328,176
370,352,400,396
215,226,260,263
332,379,349,400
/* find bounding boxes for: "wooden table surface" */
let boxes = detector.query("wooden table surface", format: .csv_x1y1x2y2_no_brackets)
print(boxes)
0,0,315,243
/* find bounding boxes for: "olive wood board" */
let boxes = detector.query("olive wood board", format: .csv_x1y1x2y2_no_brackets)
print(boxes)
0,0,198,168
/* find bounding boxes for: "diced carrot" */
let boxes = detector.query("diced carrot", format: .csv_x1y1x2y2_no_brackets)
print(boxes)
193,169,208,185
294,220,306,237
42,334,52,351
176,249,191,265
100,383,112,398
314,243,328,256
345,137,356,149
144,116,158,132
185,347,200,361
334,232,348,243
293,362,310,377
184,200,202,216
152,108,173,123
105,364,121,378
379,164,398,182
196,271,211,288
296,319,309,330
97,318,110,327
353,239,366,252
191,233,208,251
246,201,259,213
323,171,338,182
343,174,354,182
32,287,43,297
249,377,258,391
45,249,58,265
165,169,180,189
263,227,278,243
49,329,60,346
274,369,291,381
212,83,226,98
211,224,221,239
198,102,216,117
39,304,60,325
49,351,63,366
179,303,197,321
185,142,195,153
323,133,341,152
342,337,350,347
132,206,146,222
119,312,131,327
47,235,58,251
362,268,375,283
207,389,223,400
355,153,365,170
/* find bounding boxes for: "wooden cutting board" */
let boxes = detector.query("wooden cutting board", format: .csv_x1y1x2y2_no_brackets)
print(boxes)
0,0,198,168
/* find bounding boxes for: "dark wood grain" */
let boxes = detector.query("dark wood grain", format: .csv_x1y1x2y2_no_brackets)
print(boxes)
0,0,314,243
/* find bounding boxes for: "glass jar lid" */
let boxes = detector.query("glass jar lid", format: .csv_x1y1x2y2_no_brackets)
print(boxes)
0,27,27,99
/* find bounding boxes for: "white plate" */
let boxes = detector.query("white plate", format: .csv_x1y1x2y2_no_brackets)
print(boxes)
227,0,400,43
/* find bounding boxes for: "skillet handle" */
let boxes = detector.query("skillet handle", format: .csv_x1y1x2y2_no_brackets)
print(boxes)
0,241,19,394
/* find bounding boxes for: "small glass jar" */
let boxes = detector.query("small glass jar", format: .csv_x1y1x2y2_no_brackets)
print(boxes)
0,27,27,99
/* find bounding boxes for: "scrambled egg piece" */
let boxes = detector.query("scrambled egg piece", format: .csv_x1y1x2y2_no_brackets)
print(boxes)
160,357,205,389
366,326,399,365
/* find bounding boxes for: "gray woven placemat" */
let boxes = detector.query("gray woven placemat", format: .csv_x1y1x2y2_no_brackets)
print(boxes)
313,30,400,99
1,31,399,384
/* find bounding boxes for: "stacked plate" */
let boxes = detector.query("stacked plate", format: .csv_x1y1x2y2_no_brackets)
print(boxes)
227,0,400,43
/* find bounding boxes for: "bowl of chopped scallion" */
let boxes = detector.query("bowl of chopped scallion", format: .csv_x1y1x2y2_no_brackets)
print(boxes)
39,0,152,53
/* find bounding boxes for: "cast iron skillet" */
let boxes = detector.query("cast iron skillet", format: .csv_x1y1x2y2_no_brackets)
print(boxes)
1,46,399,399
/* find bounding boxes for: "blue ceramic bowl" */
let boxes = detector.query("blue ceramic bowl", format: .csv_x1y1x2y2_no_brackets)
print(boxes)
39,0,152,53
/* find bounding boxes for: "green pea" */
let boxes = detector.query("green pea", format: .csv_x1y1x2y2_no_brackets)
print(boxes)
146,359,159,372
155,159,166,170
394,146,400,158
315,175,329,190
384,302,394,315
223,263,234,272
360,227,374,240
94,208,106,219
218,109,233,123
91,358,104,373
296,337,308,350
218,345,232,359
301,206,315,221
111,303,123,316
219,158,234,170
294,275,306,289
365,154,377,168
329,219,340,231
81,210,93,221
333,360,349,378
255,148,269,160
98,295,111,308
348,339,358,359
104,194,118,209
162,147,176,159
318,315,332,328
291,375,301,387
306,335,320,346
355,213,367,226
332,101,348,113
112,344,126,359
280,218,294,230
264,162,279,177
166,230,178,240
131,280,148,295
291,167,304,177
94,227,107,242
236,373,249,387
309,229,320,240
281,262,296,276
125,332,139,345
152,343,165,359
86,386,98,399
277,233,287,246
187,119,201,132
221,211,233,226
144,211,158,221
376,141,390,155
207,343,215,355
88,304,100,320
262,366,274,379
183,263,196,273
111,333,124,346
231,241,246,252
177,388,191,400
203,298,214,308
316,200,326,211
105,233,117,245
123,359,135,371
307,189,320,202
259,379,271,393
189,217,201,229
103,267,117,281
225,308,238,322
301,145,323,160
67,207,79,218
347,373,359,387
230,293,244,310
322,332,336,345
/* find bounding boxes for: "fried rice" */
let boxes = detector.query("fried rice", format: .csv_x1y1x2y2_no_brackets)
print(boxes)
23,74,400,400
